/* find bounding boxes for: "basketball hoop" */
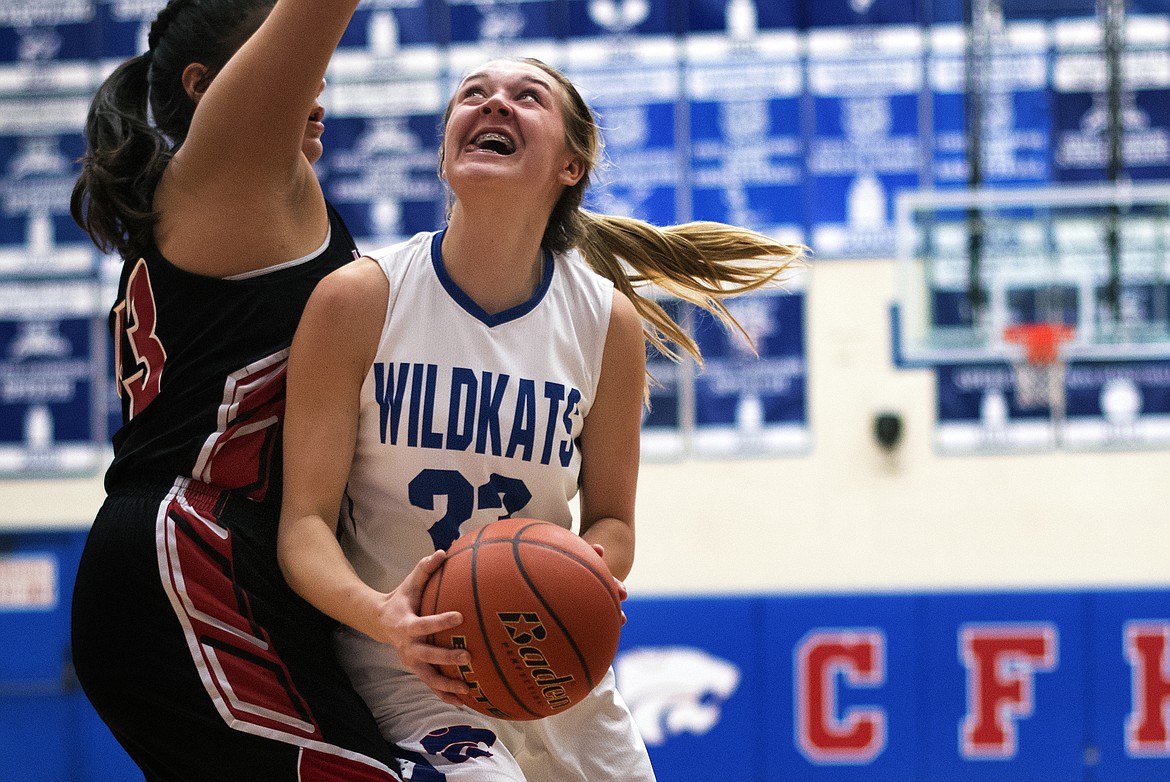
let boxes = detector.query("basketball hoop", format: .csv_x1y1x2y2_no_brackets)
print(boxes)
1003,323,1075,412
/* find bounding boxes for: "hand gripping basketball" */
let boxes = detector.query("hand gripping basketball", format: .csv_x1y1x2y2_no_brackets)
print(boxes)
420,518,624,720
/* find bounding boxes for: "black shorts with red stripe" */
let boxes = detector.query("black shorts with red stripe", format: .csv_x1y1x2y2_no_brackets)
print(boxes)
71,479,404,782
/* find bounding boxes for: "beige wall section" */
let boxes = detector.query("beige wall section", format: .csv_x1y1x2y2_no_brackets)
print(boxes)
2,259,1168,596
0,471,107,530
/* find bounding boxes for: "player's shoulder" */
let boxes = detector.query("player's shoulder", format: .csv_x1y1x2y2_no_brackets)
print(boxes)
606,287,642,344
553,247,618,326
295,257,388,368
363,230,436,266
308,257,388,321
557,247,614,289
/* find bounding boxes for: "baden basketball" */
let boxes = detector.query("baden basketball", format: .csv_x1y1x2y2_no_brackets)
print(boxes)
421,518,623,721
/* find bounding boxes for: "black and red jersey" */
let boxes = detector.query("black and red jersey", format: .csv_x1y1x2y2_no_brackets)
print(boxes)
104,201,359,505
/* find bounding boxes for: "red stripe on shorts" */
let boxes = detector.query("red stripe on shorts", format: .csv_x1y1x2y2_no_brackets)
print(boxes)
156,479,402,779
159,480,320,737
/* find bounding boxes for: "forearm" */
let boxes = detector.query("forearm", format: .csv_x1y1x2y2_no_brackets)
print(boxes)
277,516,384,638
580,516,635,581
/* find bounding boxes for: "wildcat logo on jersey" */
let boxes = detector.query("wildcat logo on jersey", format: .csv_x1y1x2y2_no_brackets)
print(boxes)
420,725,497,764
372,362,582,466
614,646,741,746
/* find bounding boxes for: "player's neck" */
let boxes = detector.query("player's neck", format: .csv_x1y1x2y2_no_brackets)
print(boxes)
441,214,546,316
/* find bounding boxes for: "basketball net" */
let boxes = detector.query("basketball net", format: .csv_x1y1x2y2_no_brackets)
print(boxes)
1003,323,1075,416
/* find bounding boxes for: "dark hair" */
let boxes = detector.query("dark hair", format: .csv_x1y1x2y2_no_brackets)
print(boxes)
70,0,274,260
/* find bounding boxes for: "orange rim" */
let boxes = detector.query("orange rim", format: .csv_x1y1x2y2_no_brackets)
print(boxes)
1003,323,1075,365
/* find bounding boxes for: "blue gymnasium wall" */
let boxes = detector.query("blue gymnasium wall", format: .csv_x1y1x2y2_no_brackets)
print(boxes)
5,533,1170,781
4,0,1170,780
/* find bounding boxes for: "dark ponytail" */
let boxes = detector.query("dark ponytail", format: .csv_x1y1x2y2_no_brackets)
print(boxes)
70,52,169,260
70,0,275,261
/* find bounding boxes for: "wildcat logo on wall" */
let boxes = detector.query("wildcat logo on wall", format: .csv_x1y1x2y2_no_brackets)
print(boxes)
614,646,741,746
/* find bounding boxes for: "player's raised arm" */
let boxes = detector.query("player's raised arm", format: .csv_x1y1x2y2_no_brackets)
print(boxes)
175,0,360,190
152,0,362,277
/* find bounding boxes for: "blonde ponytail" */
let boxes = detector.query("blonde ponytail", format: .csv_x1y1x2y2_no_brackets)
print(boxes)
575,211,805,366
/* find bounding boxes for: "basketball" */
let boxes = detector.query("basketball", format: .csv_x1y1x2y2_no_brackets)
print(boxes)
420,518,623,721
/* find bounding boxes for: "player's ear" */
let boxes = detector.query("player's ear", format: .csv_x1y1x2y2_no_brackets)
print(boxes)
181,62,211,104
558,155,584,187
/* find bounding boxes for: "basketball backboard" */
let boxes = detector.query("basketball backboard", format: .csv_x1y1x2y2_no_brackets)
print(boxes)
892,182,1170,367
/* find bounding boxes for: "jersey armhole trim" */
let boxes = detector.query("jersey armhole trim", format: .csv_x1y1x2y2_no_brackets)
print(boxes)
224,227,332,281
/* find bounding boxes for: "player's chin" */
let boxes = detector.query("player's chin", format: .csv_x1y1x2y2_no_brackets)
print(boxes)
302,137,325,165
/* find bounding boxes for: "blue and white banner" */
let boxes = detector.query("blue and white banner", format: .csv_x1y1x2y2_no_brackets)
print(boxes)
935,359,1170,453
691,287,808,457
0,0,95,63
0,133,93,274
804,26,924,258
568,35,683,227
0,54,102,475
317,88,447,249
1051,16,1170,183
641,297,687,462
0,280,105,476
686,32,805,244
929,22,1052,188
564,0,675,39
686,0,798,34
446,0,566,47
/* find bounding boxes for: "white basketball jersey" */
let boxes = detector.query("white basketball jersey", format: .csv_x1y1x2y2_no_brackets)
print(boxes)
340,231,614,593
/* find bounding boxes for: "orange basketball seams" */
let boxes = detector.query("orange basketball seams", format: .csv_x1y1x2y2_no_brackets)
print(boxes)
421,518,622,721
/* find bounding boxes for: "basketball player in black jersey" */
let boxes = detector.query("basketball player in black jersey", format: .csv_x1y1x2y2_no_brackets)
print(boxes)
68,1,461,779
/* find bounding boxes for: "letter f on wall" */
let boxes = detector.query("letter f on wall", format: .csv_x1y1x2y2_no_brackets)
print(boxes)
959,623,1058,759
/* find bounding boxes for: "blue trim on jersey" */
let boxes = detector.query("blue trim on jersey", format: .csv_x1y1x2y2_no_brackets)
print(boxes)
429,230,555,327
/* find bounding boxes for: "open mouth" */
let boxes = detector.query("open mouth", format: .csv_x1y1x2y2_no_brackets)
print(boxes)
473,131,515,155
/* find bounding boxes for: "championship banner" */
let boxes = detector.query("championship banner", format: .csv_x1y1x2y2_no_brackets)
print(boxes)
691,286,808,457
445,0,566,47
641,297,687,462
0,7,104,477
322,2,448,248
686,0,798,34
1051,15,1170,182
0,280,105,476
0,0,95,63
566,16,682,228
564,0,675,39
804,0,921,28
804,25,923,258
934,359,1170,453
686,31,805,244
928,21,1052,188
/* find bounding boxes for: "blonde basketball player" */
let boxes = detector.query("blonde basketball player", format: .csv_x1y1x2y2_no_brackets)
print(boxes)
278,58,802,781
